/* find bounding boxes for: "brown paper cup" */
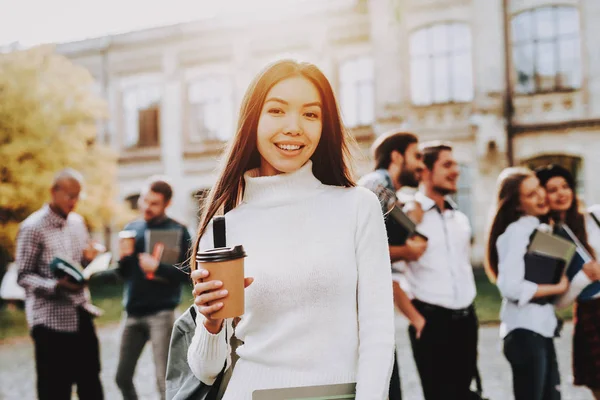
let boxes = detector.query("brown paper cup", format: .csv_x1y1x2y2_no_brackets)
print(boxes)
198,258,245,319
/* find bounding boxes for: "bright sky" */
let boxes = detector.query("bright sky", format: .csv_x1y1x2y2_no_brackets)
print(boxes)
0,0,319,47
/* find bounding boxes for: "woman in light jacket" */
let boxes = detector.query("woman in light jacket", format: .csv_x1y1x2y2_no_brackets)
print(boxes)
485,167,569,400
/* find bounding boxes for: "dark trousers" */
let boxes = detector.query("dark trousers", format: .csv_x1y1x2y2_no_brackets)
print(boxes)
503,329,561,400
408,300,478,400
32,308,103,400
389,348,402,400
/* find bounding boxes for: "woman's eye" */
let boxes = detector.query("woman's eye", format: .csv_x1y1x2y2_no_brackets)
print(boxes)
305,112,320,119
268,108,283,115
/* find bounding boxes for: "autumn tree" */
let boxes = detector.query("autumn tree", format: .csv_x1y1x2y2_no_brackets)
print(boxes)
0,45,131,270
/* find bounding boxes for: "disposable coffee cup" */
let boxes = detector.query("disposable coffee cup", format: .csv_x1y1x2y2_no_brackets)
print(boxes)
196,245,247,319
118,230,137,258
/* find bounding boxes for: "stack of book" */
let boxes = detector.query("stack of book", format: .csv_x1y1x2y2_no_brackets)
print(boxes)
524,226,576,304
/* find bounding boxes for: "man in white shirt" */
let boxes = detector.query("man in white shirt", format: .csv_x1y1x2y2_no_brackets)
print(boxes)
405,141,478,400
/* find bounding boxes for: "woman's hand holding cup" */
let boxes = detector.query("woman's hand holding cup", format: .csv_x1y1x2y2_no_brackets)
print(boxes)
191,268,254,334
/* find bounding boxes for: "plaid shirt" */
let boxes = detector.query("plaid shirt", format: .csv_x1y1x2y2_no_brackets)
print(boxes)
357,169,398,215
16,205,97,332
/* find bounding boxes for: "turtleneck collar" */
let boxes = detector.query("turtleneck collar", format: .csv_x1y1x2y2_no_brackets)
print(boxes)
242,161,323,206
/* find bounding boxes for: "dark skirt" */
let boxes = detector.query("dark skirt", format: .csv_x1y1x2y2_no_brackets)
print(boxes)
573,297,600,388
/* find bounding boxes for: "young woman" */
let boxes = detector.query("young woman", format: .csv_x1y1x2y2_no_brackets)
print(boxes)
485,167,570,400
186,60,395,399
536,164,600,399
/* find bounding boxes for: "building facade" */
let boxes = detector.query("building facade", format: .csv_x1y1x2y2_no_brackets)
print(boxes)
57,0,600,263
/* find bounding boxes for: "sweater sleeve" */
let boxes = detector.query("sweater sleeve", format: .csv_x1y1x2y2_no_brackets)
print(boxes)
496,220,539,306
353,188,395,400
187,315,231,385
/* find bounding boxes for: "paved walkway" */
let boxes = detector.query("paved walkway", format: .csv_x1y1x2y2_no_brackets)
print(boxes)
0,315,594,399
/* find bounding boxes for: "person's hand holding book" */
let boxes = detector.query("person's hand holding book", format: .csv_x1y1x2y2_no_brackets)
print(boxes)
404,237,428,261
138,253,159,279
56,276,85,293
83,240,105,263
583,260,600,281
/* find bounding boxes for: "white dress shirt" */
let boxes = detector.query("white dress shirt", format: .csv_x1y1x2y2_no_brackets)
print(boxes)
404,192,476,310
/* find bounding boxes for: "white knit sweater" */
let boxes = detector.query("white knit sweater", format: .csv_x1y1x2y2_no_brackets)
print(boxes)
187,161,395,400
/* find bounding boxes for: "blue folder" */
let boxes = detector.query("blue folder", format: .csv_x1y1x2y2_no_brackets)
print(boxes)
555,224,600,301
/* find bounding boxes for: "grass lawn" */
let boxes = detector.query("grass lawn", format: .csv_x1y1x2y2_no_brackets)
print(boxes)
0,271,573,340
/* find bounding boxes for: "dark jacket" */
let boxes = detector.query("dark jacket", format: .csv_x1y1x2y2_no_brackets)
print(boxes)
118,217,192,316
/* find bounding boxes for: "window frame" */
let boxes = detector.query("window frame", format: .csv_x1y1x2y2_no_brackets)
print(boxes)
338,56,375,128
409,21,474,106
511,5,582,95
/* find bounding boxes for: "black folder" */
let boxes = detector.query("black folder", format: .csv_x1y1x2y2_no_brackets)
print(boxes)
385,205,428,246
524,252,566,305
523,228,576,305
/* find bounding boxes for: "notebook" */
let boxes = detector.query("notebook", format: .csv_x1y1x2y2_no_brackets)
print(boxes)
144,229,182,265
252,383,356,400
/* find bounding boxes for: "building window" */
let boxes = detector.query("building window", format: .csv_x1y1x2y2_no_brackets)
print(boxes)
125,194,140,210
512,6,581,94
522,154,584,196
123,86,161,148
187,77,233,142
409,22,473,106
339,57,374,128
452,164,473,223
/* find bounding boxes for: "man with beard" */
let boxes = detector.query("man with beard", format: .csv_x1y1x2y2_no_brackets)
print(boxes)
405,142,478,400
114,177,192,400
358,131,427,400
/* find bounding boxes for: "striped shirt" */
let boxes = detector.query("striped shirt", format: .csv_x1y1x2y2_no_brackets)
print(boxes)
16,205,98,332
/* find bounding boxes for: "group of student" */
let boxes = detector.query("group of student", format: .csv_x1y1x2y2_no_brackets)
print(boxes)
185,59,480,400
184,59,600,400
486,164,600,400
15,57,600,400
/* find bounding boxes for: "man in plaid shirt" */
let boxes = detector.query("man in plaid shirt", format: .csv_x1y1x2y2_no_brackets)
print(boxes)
16,168,104,400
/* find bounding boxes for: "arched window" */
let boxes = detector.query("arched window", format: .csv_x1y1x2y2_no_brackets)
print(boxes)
409,22,473,105
511,6,581,93
522,154,584,196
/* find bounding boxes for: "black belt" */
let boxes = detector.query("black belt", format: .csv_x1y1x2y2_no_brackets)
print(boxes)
412,299,474,319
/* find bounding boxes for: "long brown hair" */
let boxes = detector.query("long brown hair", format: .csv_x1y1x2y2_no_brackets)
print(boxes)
537,165,596,258
485,167,535,282
191,59,355,270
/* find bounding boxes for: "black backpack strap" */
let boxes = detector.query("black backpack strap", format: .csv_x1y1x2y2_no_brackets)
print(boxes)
189,305,197,325
213,216,226,248
474,367,483,395
590,210,600,229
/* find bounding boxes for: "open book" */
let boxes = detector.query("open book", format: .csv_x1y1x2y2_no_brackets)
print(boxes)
49,253,113,284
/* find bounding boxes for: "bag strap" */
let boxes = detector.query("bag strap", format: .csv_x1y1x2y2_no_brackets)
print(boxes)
213,216,226,248
590,210,600,229
474,366,483,395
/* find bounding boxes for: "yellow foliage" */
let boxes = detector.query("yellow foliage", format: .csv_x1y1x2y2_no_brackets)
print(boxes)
0,45,133,258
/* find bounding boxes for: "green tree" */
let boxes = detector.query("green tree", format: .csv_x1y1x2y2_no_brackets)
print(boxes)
0,45,131,266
